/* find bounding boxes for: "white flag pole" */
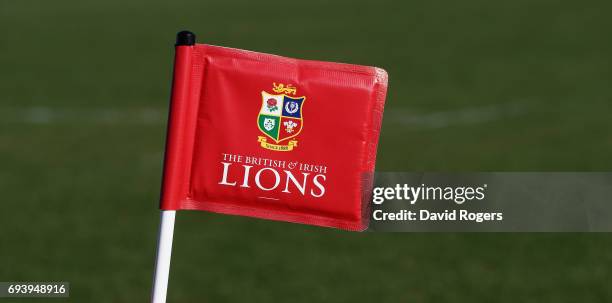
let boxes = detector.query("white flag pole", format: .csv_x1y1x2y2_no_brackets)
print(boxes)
151,210,176,303
151,30,196,303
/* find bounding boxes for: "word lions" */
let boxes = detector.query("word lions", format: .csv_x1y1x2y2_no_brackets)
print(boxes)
218,162,326,198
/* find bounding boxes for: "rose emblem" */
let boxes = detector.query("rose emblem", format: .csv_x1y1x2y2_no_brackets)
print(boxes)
266,98,278,112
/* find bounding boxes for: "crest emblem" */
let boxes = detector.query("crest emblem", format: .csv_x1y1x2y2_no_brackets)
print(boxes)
257,83,305,151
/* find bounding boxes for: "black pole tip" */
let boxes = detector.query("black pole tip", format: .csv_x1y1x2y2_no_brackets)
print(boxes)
176,31,196,46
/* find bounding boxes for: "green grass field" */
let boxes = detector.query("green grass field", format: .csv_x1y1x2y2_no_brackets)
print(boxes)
1,0,611,302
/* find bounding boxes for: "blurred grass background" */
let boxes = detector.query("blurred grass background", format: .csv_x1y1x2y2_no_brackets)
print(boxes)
1,0,611,302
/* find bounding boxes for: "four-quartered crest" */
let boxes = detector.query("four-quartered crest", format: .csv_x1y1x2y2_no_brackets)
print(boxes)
257,91,305,144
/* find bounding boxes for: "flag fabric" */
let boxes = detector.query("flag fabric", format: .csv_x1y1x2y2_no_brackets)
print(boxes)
160,42,388,231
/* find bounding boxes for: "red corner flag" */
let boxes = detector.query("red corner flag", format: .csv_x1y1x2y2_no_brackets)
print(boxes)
152,30,387,303
160,31,388,231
